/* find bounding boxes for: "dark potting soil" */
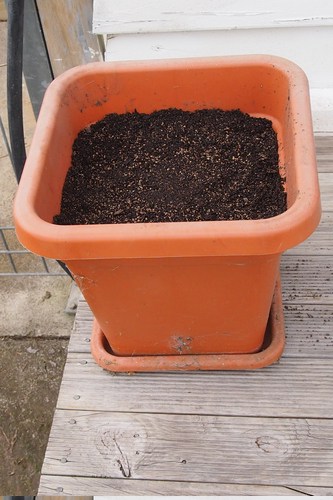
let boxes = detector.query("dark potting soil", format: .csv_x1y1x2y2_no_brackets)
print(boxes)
54,108,286,225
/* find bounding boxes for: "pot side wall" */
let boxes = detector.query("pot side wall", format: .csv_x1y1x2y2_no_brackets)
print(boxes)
14,56,321,356
69,254,280,355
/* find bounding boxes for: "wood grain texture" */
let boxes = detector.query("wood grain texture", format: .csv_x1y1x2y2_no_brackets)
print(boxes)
42,410,333,487
291,486,333,496
56,354,333,417
319,173,333,211
38,475,307,496
286,212,333,256
37,0,103,77
315,135,333,172
281,255,332,305
284,304,333,356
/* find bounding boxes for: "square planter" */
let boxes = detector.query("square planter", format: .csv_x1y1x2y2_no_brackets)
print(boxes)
14,56,321,369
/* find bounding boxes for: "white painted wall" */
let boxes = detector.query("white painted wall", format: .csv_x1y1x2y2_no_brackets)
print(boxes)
93,0,333,33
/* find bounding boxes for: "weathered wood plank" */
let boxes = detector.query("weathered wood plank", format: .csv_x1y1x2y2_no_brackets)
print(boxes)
41,410,333,487
291,486,333,496
38,475,306,496
68,320,92,353
284,304,333,356
281,255,332,305
316,135,333,173
56,354,333,417
319,173,333,211
286,212,332,255
37,0,103,77
315,134,333,150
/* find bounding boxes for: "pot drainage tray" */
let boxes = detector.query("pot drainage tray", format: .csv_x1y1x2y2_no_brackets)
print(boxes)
90,277,285,372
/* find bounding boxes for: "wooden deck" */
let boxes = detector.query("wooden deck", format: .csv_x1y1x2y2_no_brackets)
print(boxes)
38,135,333,496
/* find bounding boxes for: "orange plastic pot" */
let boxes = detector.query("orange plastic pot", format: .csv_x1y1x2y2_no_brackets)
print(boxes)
14,56,320,361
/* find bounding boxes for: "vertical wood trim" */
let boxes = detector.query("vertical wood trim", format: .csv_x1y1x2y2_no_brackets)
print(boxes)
0,0,7,21
36,0,103,77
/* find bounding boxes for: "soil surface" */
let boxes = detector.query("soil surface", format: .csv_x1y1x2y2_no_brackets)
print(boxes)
54,108,286,225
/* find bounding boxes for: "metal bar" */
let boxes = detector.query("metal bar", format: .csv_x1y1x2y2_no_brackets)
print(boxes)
4,3,72,279
41,256,50,272
7,0,26,181
0,227,18,273
0,227,67,277
0,114,13,165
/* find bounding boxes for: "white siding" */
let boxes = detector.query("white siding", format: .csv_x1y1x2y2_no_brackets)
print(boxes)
93,0,333,34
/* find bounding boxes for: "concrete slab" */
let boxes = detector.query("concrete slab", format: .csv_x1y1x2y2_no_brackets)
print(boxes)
0,337,68,495
0,154,17,225
0,275,74,338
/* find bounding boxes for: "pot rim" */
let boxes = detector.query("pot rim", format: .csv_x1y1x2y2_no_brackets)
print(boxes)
14,55,321,259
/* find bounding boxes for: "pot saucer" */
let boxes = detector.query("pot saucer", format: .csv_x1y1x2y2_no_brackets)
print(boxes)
91,276,285,372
